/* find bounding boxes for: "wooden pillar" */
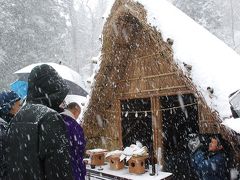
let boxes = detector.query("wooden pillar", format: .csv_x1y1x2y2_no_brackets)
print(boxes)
151,97,157,150
151,96,162,163
117,98,123,149
156,96,163,166
198,100,204,134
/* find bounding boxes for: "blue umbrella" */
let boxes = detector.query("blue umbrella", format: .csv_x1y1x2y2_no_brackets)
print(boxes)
10,80,28,99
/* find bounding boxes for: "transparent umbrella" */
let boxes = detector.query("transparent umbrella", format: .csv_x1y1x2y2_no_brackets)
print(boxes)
11,62,88,99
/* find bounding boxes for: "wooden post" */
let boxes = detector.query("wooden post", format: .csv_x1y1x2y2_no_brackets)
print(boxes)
117,99,123,149
156,96,163,166
151,97,157,152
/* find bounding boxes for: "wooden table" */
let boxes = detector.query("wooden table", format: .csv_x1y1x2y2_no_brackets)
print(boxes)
86,163,172,180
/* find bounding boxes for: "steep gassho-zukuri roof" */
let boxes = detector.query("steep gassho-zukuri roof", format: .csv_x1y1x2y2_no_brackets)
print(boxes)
133,0,240,121
85,0,240,133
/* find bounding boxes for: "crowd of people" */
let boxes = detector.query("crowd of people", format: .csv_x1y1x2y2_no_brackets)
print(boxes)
0,64,86,180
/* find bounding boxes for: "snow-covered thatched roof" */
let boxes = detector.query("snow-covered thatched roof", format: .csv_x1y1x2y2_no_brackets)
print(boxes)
86,0,240,133
136,0,240,121
85,0,240,138
83,0,240,164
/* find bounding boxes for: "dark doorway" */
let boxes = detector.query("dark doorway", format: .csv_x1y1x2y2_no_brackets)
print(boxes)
121,98,153,152
160,93,199,180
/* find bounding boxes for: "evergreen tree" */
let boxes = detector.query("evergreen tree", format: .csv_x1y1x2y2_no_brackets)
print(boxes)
0,0,72,89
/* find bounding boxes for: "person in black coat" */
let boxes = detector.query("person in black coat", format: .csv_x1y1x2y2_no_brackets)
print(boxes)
0,91,21,179
7,64,74,180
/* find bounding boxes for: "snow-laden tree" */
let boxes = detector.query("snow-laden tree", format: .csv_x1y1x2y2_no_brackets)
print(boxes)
0,0,112,90
71,0,110,80
0,0,72,89
169,0,240,53
172,0,222,32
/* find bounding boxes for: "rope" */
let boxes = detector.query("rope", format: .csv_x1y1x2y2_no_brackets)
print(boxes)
120,102,198,114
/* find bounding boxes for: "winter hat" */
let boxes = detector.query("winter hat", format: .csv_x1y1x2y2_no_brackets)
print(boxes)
188,133,202,153
27,64,69,111
0,91,21,115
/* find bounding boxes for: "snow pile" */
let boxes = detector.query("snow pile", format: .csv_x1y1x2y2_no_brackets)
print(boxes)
221,118,240,134
105,150,123,158
86,148,108,154
120,142,148,162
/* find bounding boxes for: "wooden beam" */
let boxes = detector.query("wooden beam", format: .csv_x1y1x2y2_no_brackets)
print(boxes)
117,72,177,83
117,99,123,149
119,85,187,96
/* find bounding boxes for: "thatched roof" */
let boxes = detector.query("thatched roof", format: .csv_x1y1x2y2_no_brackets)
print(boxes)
83,0,163,148
83,0,240,165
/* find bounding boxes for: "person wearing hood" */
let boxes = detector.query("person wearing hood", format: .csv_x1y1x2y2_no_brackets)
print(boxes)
189,135,229,180
7,64,74,180
0,91,21,179
61,102,86,180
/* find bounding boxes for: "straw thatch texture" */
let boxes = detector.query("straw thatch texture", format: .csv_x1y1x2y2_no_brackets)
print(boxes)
83,0,240,164
83,0,150,150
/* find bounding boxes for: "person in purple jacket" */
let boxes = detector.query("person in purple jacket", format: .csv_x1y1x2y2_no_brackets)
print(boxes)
61,102,86,180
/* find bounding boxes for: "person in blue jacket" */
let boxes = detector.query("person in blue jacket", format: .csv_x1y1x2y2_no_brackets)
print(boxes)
189,135,228,180
0,91,21,179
